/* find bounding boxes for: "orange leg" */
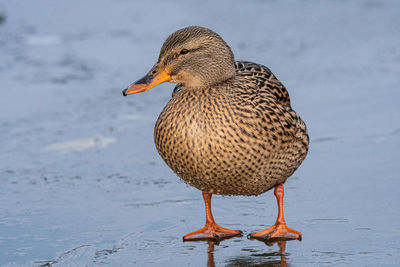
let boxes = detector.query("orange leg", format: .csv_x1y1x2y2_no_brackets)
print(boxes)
183,192,242,241
249,184,301,241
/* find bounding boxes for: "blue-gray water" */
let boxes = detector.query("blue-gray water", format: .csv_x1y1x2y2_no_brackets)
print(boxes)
0,0,399,266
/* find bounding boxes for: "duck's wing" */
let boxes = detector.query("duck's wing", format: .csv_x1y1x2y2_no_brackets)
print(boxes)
233,60,308,159
235,61,291,107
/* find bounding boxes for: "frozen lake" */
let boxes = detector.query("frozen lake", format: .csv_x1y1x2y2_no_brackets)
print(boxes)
0,0,399,266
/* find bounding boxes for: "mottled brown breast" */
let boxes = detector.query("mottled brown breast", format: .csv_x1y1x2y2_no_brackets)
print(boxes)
154,61,308,196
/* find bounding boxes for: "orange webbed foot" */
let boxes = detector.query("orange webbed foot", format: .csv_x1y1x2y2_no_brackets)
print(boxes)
249,184,302,242
183,223,242,241
248,223,301,241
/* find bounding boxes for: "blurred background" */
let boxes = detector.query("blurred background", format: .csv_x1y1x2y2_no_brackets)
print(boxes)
0,0,399,266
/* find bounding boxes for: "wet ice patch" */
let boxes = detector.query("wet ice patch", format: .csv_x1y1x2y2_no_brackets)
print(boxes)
44,136,116,153
117,114,148,121
25,35,62,46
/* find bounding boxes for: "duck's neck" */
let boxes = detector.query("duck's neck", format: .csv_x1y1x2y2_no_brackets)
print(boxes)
179,68,236,89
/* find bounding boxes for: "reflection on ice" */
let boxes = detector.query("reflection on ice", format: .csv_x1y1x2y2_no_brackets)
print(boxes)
225,241,289,267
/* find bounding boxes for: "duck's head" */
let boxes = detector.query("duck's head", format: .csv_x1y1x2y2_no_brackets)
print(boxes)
123,26,235,96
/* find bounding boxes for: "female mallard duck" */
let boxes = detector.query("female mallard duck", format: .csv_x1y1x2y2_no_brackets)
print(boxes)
123,26,309,241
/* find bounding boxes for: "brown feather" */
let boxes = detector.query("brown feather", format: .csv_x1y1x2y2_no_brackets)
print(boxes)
153,27,308,196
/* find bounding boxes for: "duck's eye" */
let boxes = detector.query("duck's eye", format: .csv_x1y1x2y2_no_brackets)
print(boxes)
180,49,189,55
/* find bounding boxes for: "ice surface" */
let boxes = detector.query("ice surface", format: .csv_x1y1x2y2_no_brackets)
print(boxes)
0,0,399,266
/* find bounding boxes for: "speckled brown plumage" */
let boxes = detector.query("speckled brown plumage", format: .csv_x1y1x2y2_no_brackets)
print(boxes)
123,26,309,241
155,61,308,196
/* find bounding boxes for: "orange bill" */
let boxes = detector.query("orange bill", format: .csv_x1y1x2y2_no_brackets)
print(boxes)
122,68,171,96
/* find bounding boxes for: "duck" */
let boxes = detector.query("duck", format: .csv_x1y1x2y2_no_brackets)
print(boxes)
123,26,309,242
